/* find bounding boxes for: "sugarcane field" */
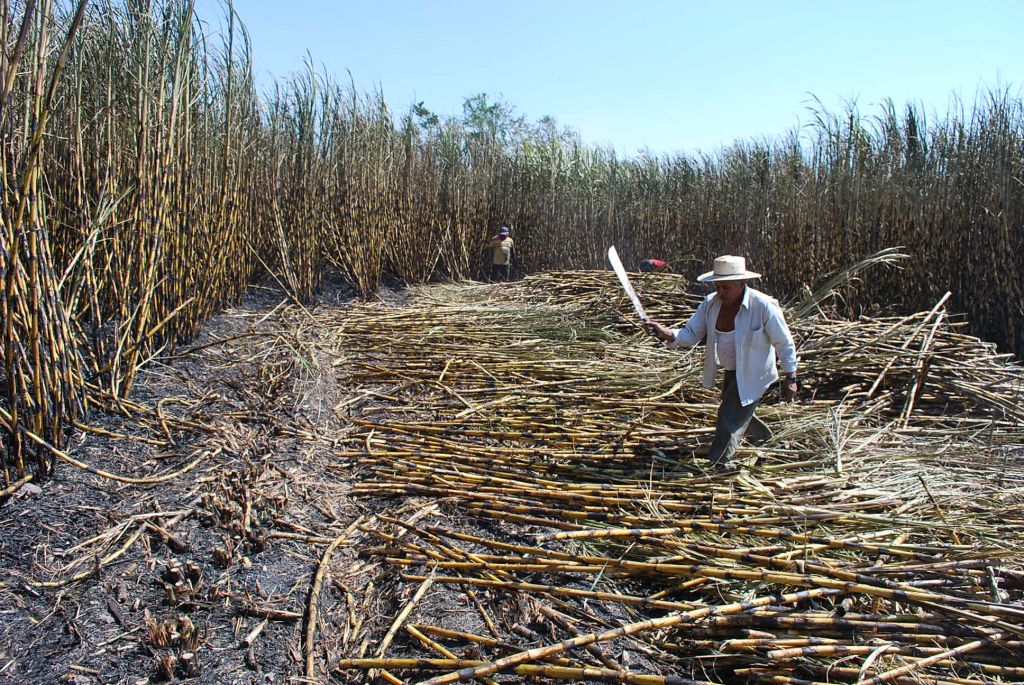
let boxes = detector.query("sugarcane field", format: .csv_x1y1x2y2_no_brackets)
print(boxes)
1,2,1024,685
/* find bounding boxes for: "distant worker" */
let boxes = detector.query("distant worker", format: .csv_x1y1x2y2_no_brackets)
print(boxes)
639,258,670,273
643,255,798,469
488,225,515,281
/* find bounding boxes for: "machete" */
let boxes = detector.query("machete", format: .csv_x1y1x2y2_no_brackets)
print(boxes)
607,246,650,323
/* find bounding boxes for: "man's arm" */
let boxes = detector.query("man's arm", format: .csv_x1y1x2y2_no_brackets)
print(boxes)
764,299,799,399
645,297,709,348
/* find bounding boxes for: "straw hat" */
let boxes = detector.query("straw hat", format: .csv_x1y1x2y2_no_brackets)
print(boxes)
697,255,761,282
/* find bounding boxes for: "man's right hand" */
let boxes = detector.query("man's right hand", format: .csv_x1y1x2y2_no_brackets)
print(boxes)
642,321,674,342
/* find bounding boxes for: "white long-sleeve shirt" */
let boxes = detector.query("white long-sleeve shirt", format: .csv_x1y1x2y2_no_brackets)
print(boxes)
667,286,798,406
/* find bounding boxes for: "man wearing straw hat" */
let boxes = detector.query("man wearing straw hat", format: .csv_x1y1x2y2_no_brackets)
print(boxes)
644,255,799,469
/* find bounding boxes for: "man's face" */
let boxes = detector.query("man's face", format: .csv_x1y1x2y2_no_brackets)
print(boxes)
713,280,745,306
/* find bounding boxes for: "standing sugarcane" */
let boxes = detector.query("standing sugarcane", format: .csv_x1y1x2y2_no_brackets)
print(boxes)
0,0,90,486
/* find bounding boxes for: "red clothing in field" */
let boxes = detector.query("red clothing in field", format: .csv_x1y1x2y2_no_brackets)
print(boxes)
640,258,669,273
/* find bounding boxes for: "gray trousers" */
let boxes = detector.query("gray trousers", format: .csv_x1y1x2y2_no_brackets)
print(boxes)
707,370,772,466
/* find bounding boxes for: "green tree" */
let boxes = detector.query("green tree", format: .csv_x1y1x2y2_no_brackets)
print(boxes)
461,92,528,148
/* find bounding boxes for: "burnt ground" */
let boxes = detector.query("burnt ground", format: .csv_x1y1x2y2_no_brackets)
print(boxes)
0,276,402,685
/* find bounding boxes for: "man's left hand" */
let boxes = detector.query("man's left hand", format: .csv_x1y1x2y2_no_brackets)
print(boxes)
782,376,798,402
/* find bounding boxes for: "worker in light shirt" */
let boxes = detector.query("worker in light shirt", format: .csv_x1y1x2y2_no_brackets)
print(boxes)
644,255,798,469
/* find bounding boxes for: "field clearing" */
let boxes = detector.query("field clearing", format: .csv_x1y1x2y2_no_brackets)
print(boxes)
3,2,1023,521
0,267,1022,684
0,4,1022,682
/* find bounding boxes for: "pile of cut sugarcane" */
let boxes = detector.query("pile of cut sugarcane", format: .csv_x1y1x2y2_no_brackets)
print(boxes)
326,263,1024,684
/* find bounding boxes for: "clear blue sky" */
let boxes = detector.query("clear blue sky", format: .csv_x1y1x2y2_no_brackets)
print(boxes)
198,0,1023,156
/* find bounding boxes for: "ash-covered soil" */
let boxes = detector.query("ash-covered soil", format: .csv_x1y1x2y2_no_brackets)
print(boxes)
0,278,382,684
